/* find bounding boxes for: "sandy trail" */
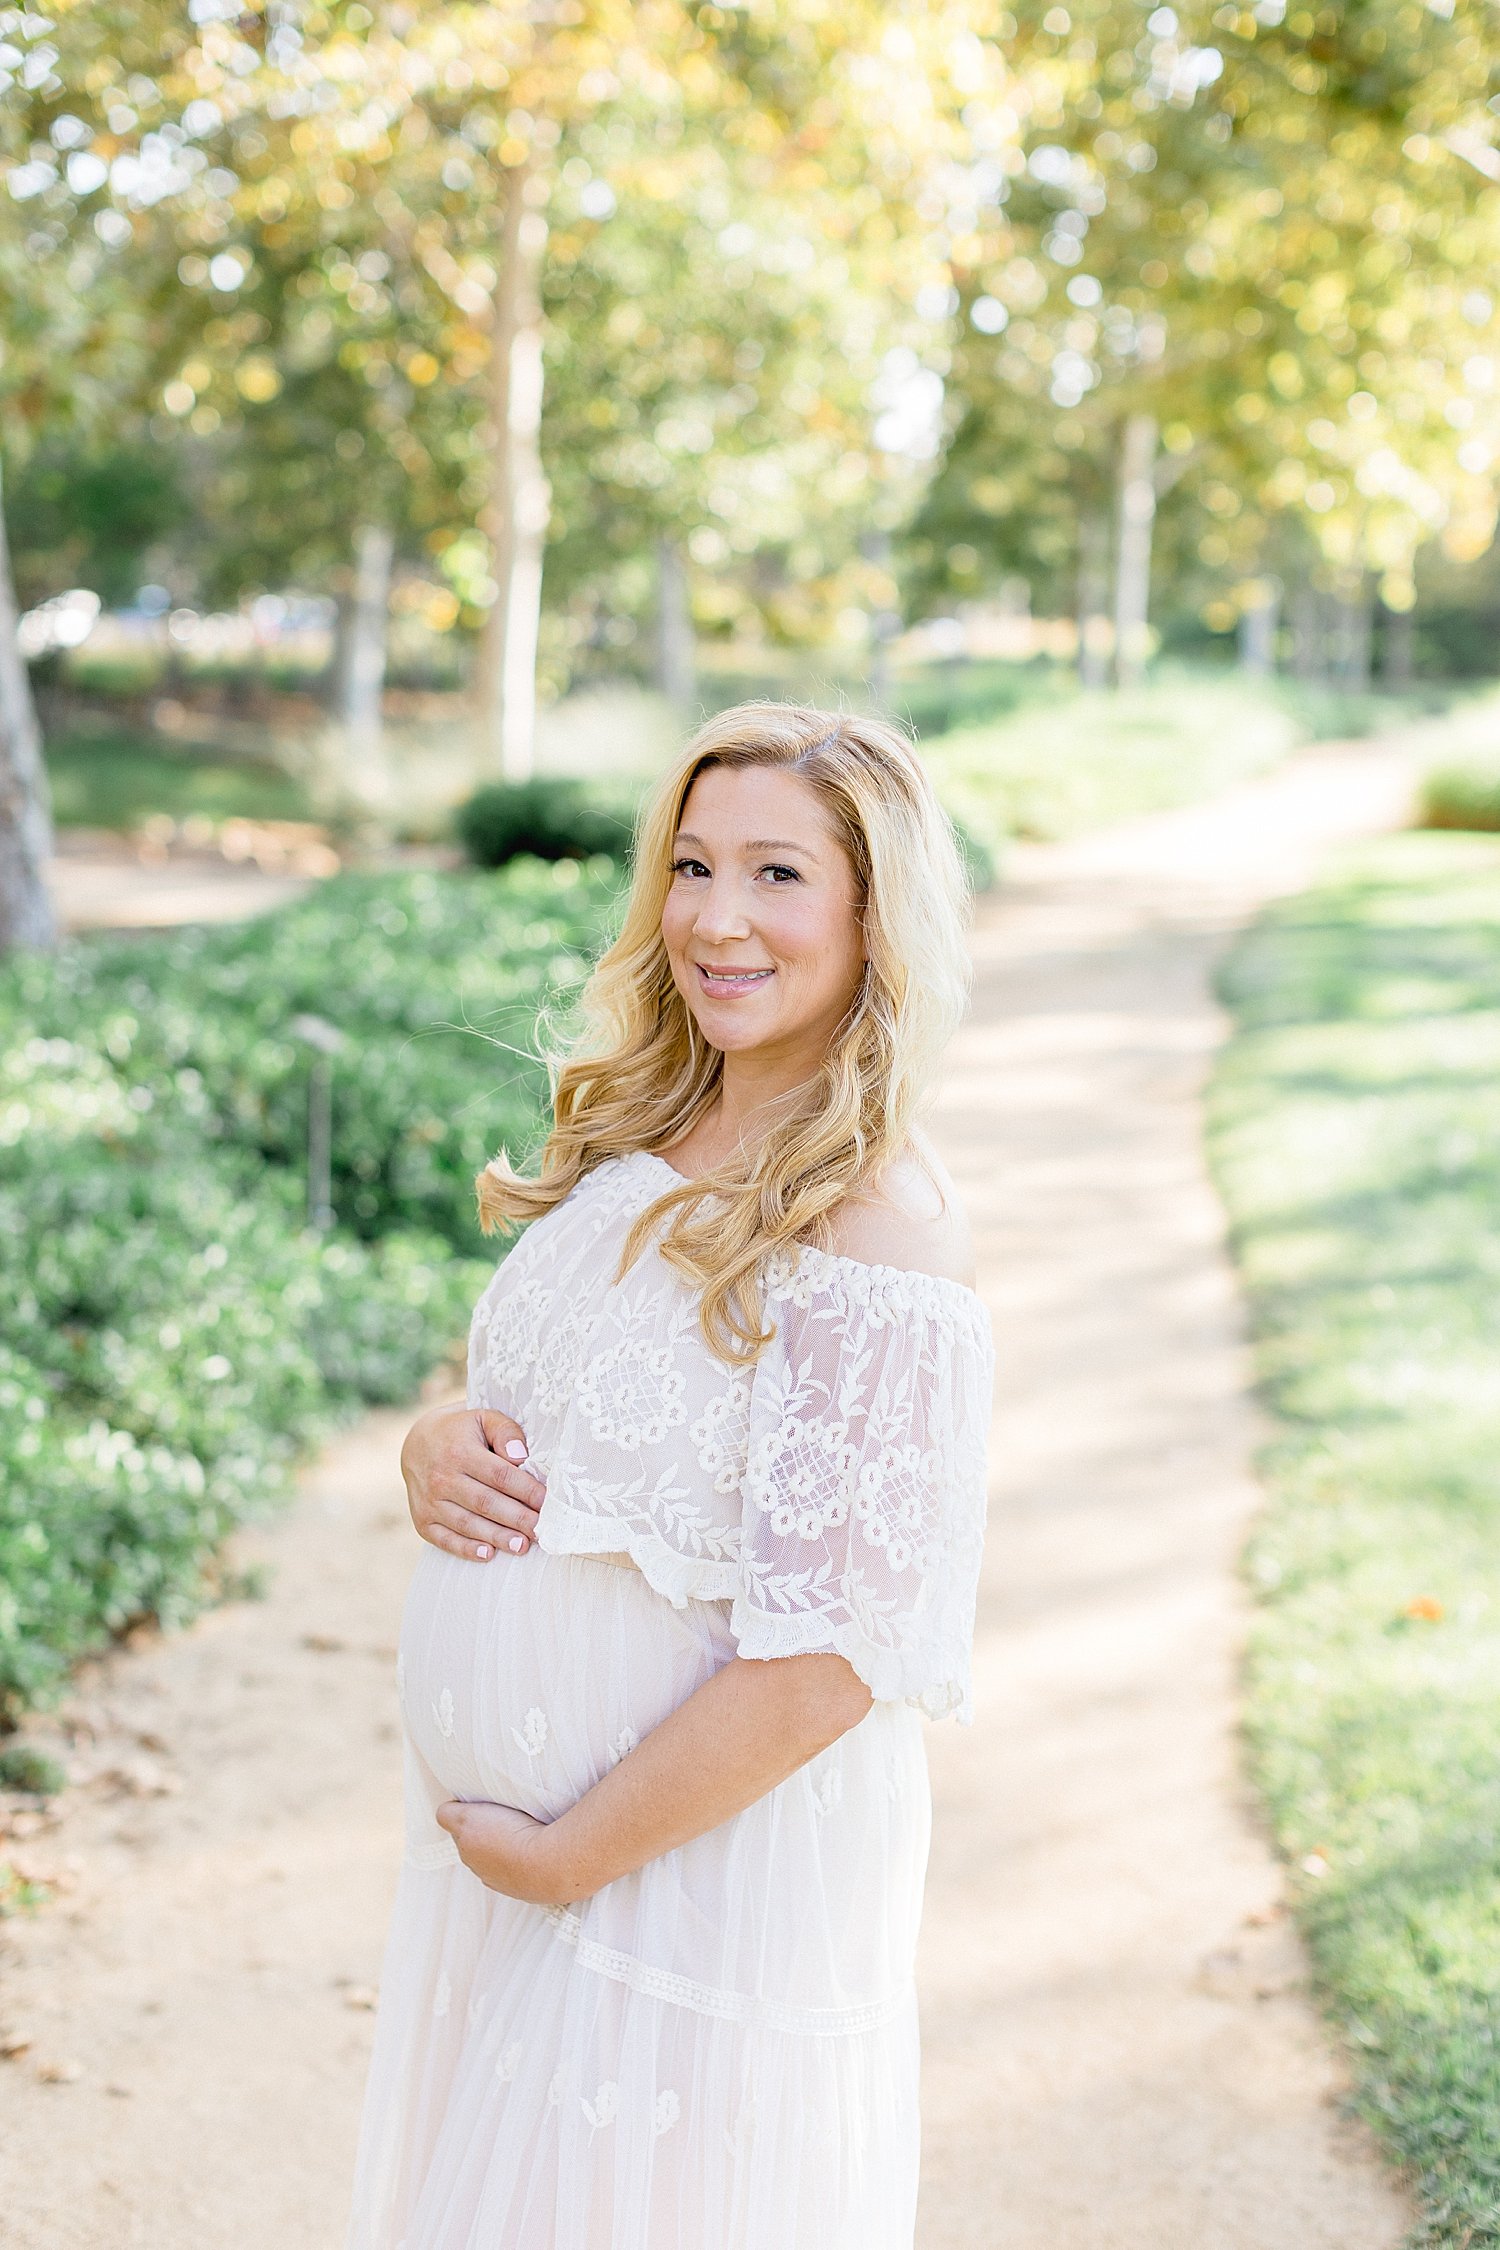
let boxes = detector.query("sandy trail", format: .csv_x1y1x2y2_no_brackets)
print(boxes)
2,739,1416,2247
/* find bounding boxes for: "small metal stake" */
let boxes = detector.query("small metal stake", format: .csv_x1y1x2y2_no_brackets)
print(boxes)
290,1013,344,1230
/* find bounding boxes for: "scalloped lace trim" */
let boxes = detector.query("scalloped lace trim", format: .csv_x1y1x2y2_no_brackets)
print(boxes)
536,1502,741,1609
546,1908,913,2037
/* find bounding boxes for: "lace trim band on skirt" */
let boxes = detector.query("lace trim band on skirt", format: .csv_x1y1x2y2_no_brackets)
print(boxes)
545,1907,913,2038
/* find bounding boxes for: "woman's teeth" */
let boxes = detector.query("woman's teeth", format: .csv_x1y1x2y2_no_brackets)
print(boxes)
697,965,773,992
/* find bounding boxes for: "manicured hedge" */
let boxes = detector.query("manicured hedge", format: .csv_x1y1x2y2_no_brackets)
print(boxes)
0,858,620,1716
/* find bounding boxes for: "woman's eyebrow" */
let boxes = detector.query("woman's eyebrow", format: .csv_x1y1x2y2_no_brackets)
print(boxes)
674,831,819,857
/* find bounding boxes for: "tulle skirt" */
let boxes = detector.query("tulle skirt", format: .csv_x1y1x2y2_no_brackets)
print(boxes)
344,1544,932,2250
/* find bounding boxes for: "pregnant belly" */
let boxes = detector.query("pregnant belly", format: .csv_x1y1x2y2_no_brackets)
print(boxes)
398,1545,734,1821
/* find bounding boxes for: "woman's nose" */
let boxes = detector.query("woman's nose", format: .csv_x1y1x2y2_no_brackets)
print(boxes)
693,882,753,940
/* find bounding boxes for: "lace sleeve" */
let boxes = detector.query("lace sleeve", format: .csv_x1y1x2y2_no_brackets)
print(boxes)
731,1248,995,1722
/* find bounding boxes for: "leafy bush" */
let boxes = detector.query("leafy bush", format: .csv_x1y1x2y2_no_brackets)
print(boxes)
0,1743,65,1795
456,776,636,868
1419,759,1500,833
0,858,620,1718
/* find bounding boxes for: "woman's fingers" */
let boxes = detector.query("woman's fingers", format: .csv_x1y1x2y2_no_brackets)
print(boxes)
462,1447,547,1504
423,1519,497,1564
442,1495,538,1554
451,1472,541,1531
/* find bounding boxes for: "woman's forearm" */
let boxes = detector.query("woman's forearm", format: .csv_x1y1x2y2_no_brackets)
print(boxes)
545,1653,873,1898
439,1652,873,1906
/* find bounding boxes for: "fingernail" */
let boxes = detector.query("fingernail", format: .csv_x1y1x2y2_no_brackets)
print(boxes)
505,1440,527,1462
508,1535,526,1553
476,1545,492,1560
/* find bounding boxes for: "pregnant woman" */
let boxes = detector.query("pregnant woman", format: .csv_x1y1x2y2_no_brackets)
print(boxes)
345,702,995,2250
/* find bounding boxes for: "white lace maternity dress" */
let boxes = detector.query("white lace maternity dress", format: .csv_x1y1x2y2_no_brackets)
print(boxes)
345,1150,994,2250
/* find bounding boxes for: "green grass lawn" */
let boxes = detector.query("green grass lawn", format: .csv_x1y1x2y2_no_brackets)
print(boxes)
44,727,313,829
45,670,1458,852
922,669,1450,858
1209,830,1500,2248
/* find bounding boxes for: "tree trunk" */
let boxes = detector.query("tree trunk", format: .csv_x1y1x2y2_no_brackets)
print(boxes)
1113,413,1157,689
655,538,695,709
861,529,900,705
1289,583,1324,681
0,457,56,952
339,522,394,806
1332,574,1374,689
1076,506,1111,689
1237,579,1280,678
476,157,550,782
1381,600,1416,688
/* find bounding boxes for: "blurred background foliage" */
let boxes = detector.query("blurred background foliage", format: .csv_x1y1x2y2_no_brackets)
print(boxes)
0,0,1495,881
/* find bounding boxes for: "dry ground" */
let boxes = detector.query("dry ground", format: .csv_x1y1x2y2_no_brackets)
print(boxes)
2,738,1420,2247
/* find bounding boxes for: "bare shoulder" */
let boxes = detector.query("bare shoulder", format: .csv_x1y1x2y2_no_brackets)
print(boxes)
820,1135,976,1289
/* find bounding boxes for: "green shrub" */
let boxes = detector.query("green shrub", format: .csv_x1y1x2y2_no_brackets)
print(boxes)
0,858,621,1718
1419,760,1500,833
0,1744,65,1795
456,776,635,868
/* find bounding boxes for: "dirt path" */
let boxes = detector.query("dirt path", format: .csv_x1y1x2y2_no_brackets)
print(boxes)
2,739,1417,2247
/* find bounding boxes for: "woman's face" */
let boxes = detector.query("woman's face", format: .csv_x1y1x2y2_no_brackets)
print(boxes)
661,763,866,1071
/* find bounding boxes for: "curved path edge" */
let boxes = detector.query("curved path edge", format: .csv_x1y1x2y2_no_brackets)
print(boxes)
917,734,1418,2249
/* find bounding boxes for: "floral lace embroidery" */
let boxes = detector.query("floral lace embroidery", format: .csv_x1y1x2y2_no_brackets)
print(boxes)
512,1708,548,1759
466,1150,994,1720
576,1337,688,1449
582,2081,620,2130
655,2090,681,2137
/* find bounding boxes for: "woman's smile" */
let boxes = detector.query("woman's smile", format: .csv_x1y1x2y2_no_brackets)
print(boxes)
695,962,775,997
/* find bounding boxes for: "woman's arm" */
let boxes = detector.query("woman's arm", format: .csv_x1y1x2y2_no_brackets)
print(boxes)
438,1650,874,1905
401,1402,548,1561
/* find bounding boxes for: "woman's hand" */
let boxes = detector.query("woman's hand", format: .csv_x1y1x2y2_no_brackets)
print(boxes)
437,1799,574,1906
400,1403,547,1563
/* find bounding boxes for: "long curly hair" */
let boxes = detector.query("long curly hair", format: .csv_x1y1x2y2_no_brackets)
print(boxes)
475,701,973,1360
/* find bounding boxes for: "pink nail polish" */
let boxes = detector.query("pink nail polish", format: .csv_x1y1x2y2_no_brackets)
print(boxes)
505,1440,527,1462
476,1545,492,1560
508,1535,526,1553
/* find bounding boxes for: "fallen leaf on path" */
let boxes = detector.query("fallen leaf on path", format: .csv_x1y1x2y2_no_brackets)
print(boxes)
37,2058,82,2084
302,1633,346,1654
0,2031,33,2059
343,1985,379,2011
97,1756,181,1798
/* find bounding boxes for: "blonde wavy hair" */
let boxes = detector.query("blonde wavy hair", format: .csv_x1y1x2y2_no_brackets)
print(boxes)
476,701,973,1361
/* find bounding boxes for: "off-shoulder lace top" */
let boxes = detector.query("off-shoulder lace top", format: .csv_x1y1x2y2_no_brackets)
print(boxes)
466,1150,996,1722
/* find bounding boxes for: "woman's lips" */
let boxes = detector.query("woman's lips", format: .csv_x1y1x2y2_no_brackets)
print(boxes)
695,963,774,996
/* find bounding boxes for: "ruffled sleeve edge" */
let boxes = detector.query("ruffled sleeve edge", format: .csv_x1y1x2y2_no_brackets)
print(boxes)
729,1598,975,1724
